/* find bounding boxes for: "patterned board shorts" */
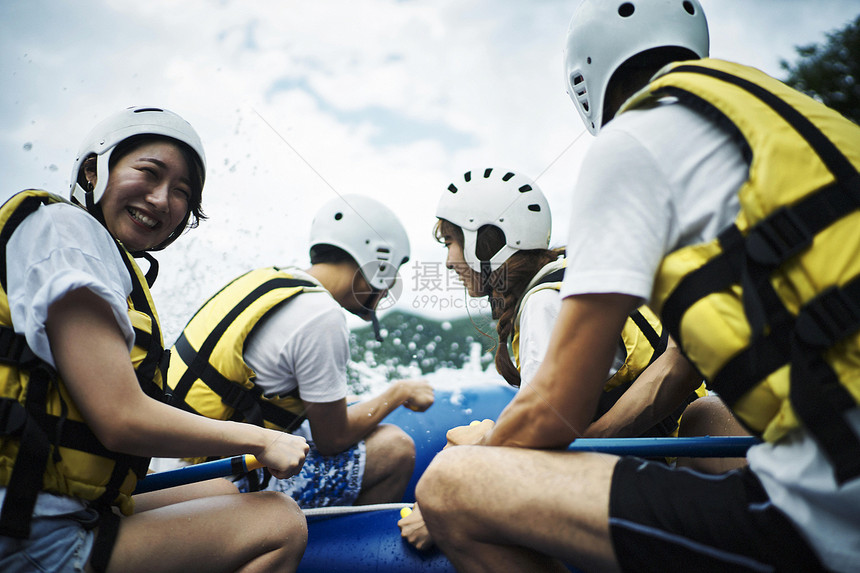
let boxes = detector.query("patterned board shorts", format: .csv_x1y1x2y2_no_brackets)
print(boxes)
235,439,366,508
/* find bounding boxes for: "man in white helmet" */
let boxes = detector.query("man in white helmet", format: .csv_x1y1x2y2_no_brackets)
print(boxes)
165,194,434,508
416,1,860,571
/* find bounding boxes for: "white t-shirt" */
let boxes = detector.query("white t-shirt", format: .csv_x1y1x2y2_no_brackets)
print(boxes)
242,268,349,404
561,100,860,572
518,288,624,387
2,198,136,516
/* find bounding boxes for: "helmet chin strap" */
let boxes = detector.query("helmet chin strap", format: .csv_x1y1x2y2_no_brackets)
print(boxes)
480,259,494,297
370,311,383,343
349,289,385,342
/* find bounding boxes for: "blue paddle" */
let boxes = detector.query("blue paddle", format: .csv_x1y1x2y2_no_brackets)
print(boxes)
134,436,760,494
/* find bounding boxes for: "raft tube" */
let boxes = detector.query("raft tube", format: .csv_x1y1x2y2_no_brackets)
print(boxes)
383,384,517,503
298,385,757,573
299,384,589,573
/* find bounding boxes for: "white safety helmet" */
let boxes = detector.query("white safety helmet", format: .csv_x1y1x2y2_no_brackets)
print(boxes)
436,168,551,273
564,0,709,134
309,194,410,291
69,106,207,249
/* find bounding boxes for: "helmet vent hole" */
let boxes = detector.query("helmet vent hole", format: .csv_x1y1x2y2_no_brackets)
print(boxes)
528,204,541,212
502,172,515,182
448,184,458,193
586,57,592,65
519,184,532,193
464,171,472,182
572,74,584,86
682,1,695,15
133,107,164,113
334,212,343,220
582,101,590,112
483,168,493,178
618,3,634,17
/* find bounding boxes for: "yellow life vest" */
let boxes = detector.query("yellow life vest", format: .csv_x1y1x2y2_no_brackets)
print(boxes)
167,267,324,463
624,59,860,482
512,257,668,389
511,257,704,436
0,190,167,538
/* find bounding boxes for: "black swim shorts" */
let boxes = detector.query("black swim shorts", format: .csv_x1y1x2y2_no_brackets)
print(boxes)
608,456,827,572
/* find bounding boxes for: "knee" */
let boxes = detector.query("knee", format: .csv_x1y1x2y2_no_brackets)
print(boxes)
678,396,742,437
371,424,416,468
415,447,466,517
205,477,241,496
255,491,308,550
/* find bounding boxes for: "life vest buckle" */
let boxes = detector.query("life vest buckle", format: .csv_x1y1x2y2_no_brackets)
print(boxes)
746,206,812,266
796,286,860,349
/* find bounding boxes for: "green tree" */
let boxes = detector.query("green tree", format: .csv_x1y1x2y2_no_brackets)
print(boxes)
781,14,860,124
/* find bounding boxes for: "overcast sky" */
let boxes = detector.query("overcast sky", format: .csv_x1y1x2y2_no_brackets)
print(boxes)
2,0,857,341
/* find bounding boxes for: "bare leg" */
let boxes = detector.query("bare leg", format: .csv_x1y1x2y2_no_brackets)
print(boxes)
416,445,621,573
676,395,749,473
98,491,307,573
132,478,239,513
356,423,415,505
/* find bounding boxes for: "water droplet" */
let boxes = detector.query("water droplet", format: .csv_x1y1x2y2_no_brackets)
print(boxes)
22,142,32,151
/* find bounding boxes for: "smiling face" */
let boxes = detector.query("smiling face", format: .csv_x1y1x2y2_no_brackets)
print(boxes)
86,139,192,252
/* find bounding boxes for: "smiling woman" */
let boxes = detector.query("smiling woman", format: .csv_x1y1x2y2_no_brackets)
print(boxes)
0,106,310,573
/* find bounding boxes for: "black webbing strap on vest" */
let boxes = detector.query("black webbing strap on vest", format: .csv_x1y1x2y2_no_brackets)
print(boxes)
169,278,315,432
0,393,51,539
113,243,168,403
628,309,669,366
657,64,860,482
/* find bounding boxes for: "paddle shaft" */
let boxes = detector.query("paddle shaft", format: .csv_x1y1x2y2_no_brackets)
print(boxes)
567,436,759,457
134,437,758,494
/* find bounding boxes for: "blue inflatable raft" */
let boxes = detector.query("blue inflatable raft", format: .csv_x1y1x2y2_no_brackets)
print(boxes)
137,384,758,572
298,384,517,573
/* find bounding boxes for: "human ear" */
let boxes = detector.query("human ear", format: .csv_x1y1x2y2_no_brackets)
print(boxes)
82,156,98,190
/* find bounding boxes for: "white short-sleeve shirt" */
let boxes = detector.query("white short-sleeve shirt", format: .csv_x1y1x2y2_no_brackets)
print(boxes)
242,268,349,404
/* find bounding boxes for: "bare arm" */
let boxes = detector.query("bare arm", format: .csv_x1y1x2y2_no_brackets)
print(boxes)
584,337,702,438
46,288,308,478
484,293,637,449
305,379,434,455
